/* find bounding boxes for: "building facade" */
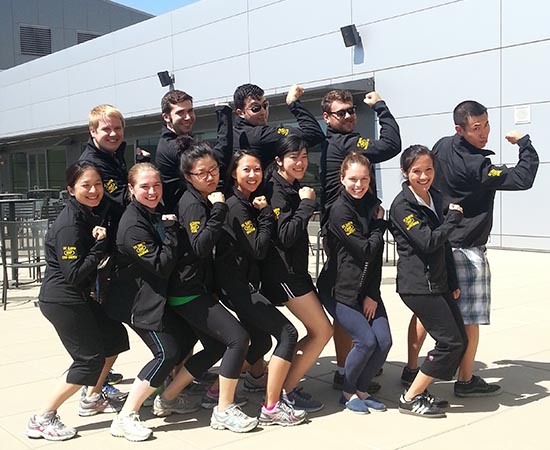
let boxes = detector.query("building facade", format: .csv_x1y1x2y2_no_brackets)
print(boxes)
0,0,548,250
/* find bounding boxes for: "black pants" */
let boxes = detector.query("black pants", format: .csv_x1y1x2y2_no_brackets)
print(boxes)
172,293,249,379
131,326,182,388
40,300,129,386
220,287,298,363
400,292,468,380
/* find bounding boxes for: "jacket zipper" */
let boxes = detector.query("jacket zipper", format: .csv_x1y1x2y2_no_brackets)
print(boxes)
426,264,433,293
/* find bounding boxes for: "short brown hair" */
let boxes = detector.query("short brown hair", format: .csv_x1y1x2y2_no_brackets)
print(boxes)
88,104,125,130
321,90,354,113
161,90,193,115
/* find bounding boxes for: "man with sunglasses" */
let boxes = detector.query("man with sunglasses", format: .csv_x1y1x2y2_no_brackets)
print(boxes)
233,83,324,168
318,89,401,392
156,90,232,213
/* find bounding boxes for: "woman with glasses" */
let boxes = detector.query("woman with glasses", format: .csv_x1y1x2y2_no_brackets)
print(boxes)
162,139,258,433
261,134,333,413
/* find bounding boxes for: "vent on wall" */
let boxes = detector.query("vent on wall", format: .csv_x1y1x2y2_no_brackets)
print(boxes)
77,32,101,44
20,25,52,56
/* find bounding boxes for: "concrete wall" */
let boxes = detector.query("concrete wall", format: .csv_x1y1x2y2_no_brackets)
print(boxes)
0,0,151,70
0,0,548,250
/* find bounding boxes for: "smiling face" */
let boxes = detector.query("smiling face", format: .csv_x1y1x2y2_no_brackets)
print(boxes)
341,162,371,199
405,154,434,200
129,168,163,210
185,156,220,197
233,154,263,198
90,115,124,153
323,99,357,134
163,100,195,135
277,147,308,184
68,167,103,208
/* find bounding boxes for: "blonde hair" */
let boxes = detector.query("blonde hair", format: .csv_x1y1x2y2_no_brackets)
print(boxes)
88,104,125,130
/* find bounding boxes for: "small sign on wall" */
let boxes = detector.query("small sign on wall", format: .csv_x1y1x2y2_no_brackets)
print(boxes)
514,105,531,124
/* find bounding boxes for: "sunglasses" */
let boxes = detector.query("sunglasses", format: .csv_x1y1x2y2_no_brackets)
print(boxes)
248,101,270,113
328,106,357,119
188,166,220,181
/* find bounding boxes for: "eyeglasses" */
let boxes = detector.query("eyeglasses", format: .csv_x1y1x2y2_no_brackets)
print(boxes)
248,101,270,114
188,166,220,181
328,106,357,119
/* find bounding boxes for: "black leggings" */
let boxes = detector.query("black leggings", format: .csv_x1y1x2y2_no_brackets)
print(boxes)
172,293,249,379
400,292,468,380
131,326,182,388
39,300,129,386
220,287,298,363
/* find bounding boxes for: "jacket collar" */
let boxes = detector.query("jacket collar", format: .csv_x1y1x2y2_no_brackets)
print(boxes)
67,196,106,226
131,198,162,222
86,137,127,160
400,181,444,218
341,188,380,210
453,134,494,157
326,126,355,137
271,170,300,194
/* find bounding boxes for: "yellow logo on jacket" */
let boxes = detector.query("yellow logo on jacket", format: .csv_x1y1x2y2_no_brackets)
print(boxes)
357,137,370,150
277,127,289,136
488,168,502,177
61,246,77,260
273,207,280,220
241,220,256,235
133,242,149,257
341,221,356,236
403,214,420,231
104,179,118,194
189,221,201,233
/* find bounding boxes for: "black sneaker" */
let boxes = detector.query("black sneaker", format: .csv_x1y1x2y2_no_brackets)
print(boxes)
424,390,449,408
454,375,502,398
375,367,383,377
332,371,344,390
399,393,446,418
401,366,419,386
367,380,381,393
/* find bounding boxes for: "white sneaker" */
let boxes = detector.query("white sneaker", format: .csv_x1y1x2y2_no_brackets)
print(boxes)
110,412,152,442
210,404,258,433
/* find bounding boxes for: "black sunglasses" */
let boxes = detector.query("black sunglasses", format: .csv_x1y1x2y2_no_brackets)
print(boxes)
248,101,270,113
328,106,357,119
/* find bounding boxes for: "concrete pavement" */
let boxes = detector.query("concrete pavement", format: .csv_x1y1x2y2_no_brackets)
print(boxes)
1,248,549,449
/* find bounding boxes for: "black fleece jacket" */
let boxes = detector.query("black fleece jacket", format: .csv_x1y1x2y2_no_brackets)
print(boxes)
389,183,462,295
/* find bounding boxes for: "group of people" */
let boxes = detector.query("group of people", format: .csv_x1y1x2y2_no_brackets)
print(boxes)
26,81,539,442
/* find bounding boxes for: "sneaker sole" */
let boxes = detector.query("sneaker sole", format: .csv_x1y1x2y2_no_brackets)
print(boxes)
153,406,200,417
398,407,446,418
243,385,266,393
210,419,259,433
454,388,503,398
110,429,151,442
259,416,306,427
26,430,76,441
79,407,118,417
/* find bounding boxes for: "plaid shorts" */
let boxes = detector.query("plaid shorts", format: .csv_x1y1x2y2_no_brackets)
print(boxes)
452,246,491,325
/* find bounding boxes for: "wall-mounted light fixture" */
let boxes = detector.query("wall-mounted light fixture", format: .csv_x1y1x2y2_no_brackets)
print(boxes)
157,71,175,88
340,24,361,47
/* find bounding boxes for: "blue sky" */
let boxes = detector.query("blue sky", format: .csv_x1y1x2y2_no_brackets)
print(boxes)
115,0,199,16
